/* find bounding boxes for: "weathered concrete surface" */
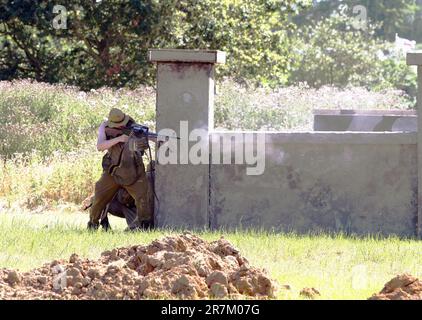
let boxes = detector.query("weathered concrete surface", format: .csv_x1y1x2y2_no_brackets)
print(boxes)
152,55,217,228
149,49,226,64
314,111,417,132
418,65,422,237
212,131,417,145
407,51,422,66
314,110,417,116
407,52,422,237
210,132,418,237
146,48,421,236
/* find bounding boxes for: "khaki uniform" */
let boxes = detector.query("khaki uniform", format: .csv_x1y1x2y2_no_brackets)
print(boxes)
89,123,152,228
105,188,138,229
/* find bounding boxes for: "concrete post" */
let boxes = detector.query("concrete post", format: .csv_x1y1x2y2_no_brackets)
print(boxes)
407,51,422,237
148,49,226,229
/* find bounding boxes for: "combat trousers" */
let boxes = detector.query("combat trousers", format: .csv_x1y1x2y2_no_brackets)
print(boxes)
107,199,138,230
89,170,152,226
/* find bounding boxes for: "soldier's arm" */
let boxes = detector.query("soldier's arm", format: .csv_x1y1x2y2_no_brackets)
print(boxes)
96,121,129,152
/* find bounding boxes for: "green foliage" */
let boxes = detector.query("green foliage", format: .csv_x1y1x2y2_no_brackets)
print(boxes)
0,0,308,89
1,1,417,91
376,57,418,98
215,80,413,131
356,0,419,41
0,80,156,158
168,0,308,87
0,149,103,208
294,0,420,42
289,12,417,98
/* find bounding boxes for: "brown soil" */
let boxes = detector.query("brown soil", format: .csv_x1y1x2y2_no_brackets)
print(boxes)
369,274,422,300
299,287,321,299
0,233,276,300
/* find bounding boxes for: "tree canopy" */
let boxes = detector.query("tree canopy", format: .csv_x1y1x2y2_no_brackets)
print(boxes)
0,0,308,89
294,0,421,41
1,0,420,90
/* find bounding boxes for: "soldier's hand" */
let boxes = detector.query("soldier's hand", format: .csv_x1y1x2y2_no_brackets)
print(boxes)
119,135,129,143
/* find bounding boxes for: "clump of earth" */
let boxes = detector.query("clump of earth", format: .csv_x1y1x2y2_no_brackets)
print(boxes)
0,233,276,300
369,274,422,300
300,287,320,299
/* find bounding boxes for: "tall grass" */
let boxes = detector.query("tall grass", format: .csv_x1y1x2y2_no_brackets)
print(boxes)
0,148,102,209
0,80,156,158
0,79,413,209
214,80,413,131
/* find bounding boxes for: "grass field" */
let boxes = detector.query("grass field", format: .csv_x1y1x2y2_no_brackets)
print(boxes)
0,211,421,300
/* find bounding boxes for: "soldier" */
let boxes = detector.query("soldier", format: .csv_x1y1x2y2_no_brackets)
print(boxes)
82,161,155,231
82,188,138,231
102,188,139,231
87,108,155,231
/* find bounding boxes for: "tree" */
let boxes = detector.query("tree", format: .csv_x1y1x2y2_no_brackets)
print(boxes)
0,0,309,89
411,0,422,42
294,0,420,41
289,11,417,98
0,0,170,88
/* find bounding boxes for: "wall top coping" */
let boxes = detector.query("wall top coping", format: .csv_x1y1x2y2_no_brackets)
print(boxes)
148,49,226,64
407,51,422,65
313,109,417,116
210,131,417,145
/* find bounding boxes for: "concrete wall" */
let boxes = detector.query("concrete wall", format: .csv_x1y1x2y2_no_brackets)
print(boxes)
149,49,225,229
314,110,417,132
148,49,422,237
154,63,213,228
209,132,418,237
407,51,422,237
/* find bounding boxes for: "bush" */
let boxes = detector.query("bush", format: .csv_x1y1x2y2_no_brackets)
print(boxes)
0,80,155,158
289,12,417,99
0,148,102,208
214,80,412,131
0,0,305,89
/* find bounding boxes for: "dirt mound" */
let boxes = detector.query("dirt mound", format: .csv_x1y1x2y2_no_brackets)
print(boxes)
300,287,320,299
369,274,422,300
0,233,276,300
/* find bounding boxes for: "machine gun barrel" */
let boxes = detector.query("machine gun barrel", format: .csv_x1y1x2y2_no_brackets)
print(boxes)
123,125,180,140
146,132,180,140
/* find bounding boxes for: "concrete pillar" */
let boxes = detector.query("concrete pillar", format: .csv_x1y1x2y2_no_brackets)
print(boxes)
407,51,422,237
148,49,226,229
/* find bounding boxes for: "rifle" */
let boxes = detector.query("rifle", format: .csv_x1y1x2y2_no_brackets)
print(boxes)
123,124,180,142
105,124,180,141
105,124,179,153
126,124,180,153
